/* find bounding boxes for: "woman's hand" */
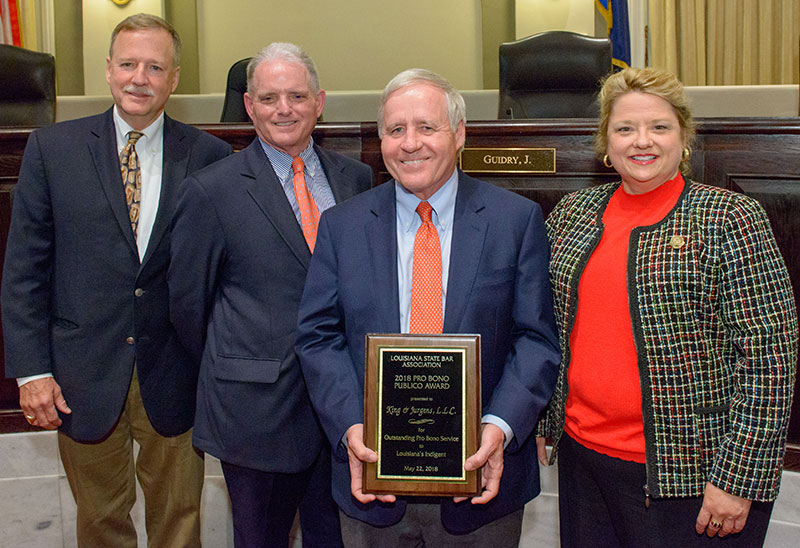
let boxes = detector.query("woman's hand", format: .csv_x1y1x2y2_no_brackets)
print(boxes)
536,436,550,466
695,482,752,537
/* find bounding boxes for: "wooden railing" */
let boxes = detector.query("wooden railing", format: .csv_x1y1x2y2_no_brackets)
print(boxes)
2,119,799,469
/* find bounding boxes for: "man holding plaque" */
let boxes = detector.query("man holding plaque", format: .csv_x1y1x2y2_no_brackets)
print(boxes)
296,69,560,546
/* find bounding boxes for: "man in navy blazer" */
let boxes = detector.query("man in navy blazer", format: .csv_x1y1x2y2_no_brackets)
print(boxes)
169,43,372,548
1,14,231,548
295,69,560,546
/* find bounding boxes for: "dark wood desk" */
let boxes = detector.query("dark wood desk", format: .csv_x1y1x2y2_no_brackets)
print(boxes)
2,119,799,468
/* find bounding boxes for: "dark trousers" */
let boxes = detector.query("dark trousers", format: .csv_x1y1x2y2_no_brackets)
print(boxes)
339,503,523,548
299,444,345,548
557,433,774,548
222,444,343,548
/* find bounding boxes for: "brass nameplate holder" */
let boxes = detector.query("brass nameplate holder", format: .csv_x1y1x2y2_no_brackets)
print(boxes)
363,334,481,497
460,147,556,173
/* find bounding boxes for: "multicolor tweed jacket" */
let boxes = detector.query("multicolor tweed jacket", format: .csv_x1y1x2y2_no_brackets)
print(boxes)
537,179,798,501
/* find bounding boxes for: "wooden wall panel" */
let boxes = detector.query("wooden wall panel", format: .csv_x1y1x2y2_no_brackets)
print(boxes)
730,176,800,444
1,119,798,470
0,186,13,409
0,129,28,186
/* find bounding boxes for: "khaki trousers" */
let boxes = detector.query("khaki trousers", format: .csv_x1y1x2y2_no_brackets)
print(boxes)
58,367,204,548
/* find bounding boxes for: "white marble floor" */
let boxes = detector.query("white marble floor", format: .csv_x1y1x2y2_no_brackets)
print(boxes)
1,431,798,547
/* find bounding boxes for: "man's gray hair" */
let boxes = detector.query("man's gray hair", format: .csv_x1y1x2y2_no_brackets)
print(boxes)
377,68,466,138
246,43,320,95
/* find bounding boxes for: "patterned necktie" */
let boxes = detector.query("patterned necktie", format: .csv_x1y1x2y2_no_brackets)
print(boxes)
119,131,144,237
409,201,443,334
291,156,321,252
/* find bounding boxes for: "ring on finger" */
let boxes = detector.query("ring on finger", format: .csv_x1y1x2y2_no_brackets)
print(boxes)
24,414,35,424
709,519,722,529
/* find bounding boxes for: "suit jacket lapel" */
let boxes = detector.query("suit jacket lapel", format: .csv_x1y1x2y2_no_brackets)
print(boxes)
316,145,360,203
141,115,190,268
243,139,313,269
444,172,488,333
89,108,138,255
366,182,401,333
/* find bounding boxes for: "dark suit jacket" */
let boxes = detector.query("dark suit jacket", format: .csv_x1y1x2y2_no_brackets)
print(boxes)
168,138,373,472
1,108,232,442
295,171,561,533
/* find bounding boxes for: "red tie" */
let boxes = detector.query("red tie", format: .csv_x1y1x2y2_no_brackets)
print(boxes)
291,156,321,252
409,201,443,334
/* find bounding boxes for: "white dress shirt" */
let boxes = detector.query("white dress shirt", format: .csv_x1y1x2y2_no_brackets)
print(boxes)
113,107,164,260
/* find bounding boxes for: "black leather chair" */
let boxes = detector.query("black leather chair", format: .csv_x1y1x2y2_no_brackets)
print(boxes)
0,44,56,127
498,31,612,119
220,57,251,122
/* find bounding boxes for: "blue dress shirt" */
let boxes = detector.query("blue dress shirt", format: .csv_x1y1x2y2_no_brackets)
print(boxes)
259,138,336,222
394,169,513,446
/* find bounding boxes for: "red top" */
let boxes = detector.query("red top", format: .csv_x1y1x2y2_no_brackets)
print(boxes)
564,173,685,462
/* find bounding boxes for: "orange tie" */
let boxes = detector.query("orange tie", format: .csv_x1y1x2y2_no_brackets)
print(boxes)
119,131,144,237
409,201,443,334
291,156,321,252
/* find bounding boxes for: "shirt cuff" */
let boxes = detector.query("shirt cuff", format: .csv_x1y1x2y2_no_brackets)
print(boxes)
482,414,514,449
17,373,54,387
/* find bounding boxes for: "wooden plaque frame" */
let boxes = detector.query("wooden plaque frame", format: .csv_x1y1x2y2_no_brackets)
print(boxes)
363,334,481,496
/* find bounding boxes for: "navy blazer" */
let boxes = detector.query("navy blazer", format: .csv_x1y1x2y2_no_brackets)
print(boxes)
169,138,373,472
295,171,561,532
1,109,232,442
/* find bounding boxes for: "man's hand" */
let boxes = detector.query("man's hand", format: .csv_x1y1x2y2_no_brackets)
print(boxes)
695,482,752,537
345,423,396,504
455,423,505,505
19,377,71,430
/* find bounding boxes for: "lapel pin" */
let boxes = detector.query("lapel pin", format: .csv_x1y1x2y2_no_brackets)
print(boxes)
669,235,686,249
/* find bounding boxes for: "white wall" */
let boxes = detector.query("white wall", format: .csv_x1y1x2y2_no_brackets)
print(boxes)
82,0,165,95
196,0,484,93
515,0,595,39
76,0,638,96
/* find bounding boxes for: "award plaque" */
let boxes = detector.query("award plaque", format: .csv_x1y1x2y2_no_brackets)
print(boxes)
363,334,481,496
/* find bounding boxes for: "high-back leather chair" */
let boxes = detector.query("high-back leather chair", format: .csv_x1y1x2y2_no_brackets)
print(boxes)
220,57,252,122
0,44,56,127
498,31,612,119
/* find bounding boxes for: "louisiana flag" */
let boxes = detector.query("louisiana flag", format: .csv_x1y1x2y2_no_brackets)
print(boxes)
596,0,630,70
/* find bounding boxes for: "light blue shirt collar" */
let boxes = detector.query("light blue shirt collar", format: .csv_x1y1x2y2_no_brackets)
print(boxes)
395,168,458,233
259,138,319,180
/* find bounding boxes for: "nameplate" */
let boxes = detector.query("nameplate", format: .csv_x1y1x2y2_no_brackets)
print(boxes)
460,147,556,173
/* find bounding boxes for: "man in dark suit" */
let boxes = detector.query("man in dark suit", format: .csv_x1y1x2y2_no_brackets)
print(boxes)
1,13,231,548
168,43,373,548
295,69,561,547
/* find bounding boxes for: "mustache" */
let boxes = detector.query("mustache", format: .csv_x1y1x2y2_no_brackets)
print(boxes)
122,85,155,97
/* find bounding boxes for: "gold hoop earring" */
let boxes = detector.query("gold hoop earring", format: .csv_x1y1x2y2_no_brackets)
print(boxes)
682,148,691,161
603,154,613,168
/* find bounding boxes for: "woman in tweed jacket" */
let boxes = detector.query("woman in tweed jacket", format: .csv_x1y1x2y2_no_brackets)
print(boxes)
537,67,797,547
